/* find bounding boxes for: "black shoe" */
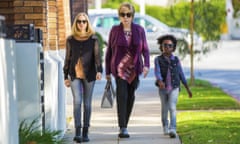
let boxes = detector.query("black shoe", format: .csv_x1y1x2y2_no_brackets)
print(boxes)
82,136,89,142
73,136,82,143
118,128,130,138
74,127,82,142
82,127,90,142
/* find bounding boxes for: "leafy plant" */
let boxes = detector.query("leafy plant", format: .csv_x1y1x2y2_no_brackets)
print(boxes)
102,0,135,9
232,0,240,18
19,118,65,144
147,0,226,41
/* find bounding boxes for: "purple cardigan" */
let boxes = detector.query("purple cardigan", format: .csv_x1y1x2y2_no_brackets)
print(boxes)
105,23,150,78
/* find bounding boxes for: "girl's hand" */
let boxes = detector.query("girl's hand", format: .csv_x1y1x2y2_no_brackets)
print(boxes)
188,90,193,98
157,80,165,89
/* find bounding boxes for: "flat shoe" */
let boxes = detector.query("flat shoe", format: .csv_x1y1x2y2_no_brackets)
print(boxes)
73,136,82,143
118,133,130,138
118,128,130,138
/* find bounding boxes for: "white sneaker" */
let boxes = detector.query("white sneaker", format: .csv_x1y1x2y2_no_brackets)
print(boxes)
163,127,169,135
169,129,177,138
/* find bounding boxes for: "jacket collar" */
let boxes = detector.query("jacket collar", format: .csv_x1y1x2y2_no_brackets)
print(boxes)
117,23,140,47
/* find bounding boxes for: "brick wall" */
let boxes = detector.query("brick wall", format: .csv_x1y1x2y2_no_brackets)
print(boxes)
47,0,58,50
0,0,14,24
70,0,88,24
0,0,91,50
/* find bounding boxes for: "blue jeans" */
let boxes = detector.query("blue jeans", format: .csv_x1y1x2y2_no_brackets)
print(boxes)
159,88,179,130
70,78,95,128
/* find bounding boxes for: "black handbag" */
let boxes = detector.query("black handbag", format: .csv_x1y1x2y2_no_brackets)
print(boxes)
101,80,116,108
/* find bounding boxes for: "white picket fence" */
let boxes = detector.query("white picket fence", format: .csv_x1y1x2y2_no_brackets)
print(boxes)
0,38,67,144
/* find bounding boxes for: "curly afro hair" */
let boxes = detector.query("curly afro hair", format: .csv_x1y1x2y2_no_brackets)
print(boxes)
157,34,177,52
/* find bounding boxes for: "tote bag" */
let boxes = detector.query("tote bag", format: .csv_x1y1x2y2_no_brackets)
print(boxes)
101,80,116,108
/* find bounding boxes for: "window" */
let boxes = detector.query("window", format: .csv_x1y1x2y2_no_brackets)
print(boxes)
96,17,120,28
134,17,155,32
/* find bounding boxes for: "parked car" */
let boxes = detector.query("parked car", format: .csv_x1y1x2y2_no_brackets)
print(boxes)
89,9,202,54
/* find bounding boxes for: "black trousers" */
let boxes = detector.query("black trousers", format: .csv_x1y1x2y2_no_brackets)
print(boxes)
115,76,139,128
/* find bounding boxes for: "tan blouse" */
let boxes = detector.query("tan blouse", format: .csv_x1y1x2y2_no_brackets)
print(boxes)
75,59,85,78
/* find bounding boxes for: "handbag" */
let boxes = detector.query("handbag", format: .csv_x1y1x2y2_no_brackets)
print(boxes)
101,80,116,108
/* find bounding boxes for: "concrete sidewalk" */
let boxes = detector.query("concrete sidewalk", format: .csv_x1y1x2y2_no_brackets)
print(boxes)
62,40,240,143
63,88,181,144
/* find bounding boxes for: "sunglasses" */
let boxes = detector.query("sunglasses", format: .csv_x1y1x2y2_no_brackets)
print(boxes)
162,43,174,48
76,20,87,24
119,13,132,18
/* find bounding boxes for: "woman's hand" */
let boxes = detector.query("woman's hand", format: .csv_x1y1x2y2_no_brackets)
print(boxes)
106,74,111,81
64,79,71,87
96,72,102,80
143,66,149,78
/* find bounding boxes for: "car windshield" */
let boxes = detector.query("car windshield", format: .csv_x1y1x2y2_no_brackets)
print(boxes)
98,16,119,28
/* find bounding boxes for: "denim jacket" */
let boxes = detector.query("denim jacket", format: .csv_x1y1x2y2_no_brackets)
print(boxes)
154,55,187,89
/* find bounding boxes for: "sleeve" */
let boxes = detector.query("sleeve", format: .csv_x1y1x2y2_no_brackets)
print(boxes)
63,37,71,80
105,28,114,75
177,57,188,85
93,36,103,73
154,56,163,81
141,27,150,68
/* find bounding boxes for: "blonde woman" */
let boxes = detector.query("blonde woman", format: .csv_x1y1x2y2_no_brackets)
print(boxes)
63,12,102,143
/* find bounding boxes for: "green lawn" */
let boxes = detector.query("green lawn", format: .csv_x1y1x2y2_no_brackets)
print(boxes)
177,79,240,144
178,79,240,110
177,111,240,144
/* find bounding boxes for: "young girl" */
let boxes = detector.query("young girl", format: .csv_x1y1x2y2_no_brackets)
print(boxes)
154,34,192,138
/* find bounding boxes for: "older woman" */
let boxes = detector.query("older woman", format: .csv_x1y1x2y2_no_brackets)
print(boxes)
105,2,150,138
63,12,102,143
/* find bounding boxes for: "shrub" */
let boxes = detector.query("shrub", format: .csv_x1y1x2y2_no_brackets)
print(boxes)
19,118,65,144
146,1,226,41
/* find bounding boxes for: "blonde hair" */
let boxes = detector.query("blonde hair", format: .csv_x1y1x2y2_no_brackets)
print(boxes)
71,12,95,38
118,2,135,18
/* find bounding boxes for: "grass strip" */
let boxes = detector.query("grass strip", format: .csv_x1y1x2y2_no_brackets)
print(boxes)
178,111,240,144
178,79,240,110
177,79,240,144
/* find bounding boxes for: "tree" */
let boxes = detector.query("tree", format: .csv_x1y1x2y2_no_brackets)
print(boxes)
146,0,225,85
190,0,194,85
232,0,240,18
